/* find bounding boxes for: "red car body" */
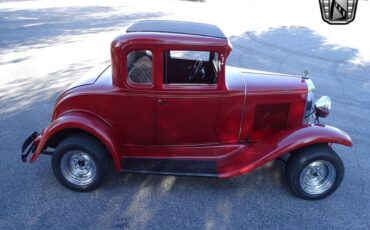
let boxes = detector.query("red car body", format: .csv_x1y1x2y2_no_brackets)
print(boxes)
23,20,352,180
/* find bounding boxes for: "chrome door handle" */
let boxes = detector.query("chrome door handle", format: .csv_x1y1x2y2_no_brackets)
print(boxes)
157,99,168,105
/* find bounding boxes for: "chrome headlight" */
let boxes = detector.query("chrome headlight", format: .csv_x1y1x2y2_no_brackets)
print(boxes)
303,78,315,123
314,96,331,118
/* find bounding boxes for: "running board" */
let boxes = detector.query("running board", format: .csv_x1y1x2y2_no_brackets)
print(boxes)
121,158,218,177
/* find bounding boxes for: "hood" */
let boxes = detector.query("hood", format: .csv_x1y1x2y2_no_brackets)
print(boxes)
226,66,307,94
226,66,309,141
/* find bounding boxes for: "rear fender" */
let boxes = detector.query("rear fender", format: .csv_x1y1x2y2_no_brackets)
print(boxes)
218,124,352,178
30,111,121,171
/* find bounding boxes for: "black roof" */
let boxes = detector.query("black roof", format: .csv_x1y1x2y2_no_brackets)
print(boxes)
127,20,227,39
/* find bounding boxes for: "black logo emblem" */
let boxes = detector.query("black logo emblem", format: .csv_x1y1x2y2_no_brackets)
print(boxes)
319,0,358,24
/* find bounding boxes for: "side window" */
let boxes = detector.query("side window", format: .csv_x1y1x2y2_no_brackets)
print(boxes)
163,50,219,84
127,50,153,84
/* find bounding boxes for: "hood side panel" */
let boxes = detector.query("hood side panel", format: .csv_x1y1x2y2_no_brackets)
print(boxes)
232,67,308,142
218,66,246,143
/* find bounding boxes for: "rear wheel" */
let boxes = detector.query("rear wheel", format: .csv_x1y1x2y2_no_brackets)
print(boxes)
52,134,112,191
286,145,344,200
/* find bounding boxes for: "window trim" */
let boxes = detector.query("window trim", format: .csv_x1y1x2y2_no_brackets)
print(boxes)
162,83,218,90
169,50,211,61
162,49,220,87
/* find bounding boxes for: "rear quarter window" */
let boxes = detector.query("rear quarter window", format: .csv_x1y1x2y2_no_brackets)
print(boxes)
127,50,153,84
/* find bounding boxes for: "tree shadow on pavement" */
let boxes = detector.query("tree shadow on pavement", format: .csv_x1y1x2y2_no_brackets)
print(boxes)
0,60,109,117
0,5,164,53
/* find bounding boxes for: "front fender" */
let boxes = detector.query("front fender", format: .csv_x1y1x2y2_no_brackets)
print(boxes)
278,124,352,149
218,124,352,178
30,111,122,171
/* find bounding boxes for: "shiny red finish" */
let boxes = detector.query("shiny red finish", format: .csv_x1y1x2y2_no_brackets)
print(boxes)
27,28,352,177
217,124,352,178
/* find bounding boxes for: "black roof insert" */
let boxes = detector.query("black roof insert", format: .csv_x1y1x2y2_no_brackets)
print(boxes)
127,20,227,39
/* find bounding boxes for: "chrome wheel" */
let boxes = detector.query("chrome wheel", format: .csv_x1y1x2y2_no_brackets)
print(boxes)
60,151,97,186
299,160,336,195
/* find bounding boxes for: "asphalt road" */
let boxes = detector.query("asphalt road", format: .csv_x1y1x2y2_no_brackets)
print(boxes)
0,1,369,229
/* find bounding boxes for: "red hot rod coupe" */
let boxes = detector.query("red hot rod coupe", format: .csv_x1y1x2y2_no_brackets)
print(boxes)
22,20,352,199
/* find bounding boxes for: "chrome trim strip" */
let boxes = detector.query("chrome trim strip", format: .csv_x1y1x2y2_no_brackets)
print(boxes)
238,72,247,140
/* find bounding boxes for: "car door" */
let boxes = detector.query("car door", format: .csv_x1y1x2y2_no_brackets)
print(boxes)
156,50,221,145
115,48,156,146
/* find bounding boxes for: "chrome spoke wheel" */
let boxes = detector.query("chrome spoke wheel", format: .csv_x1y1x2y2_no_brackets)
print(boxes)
299,160,336,195
60,151,97,186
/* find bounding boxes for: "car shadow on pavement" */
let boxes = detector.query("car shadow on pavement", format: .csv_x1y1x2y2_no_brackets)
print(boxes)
0,5,164,53
1,26,370,229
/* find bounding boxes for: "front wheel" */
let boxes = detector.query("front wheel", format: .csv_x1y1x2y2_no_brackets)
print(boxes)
285,145,344,200
52,134,112,191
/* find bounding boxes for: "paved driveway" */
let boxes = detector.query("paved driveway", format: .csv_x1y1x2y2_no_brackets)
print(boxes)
0,1,369,229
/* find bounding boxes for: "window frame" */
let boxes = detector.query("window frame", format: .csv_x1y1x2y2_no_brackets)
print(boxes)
162,48,221,89
124,48,155,89
169,50,211,62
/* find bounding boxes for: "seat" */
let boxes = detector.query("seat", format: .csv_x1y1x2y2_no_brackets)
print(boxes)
128,53,152,84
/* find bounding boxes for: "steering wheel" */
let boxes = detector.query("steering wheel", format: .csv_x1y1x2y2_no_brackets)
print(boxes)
188,60,203,81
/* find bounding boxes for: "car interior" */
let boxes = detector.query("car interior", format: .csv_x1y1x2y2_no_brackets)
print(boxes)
163,50,219,84
126,50,220,85
127,50,153,84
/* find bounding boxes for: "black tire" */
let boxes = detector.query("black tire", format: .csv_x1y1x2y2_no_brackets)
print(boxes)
285,144,344,200
52,134,112,192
